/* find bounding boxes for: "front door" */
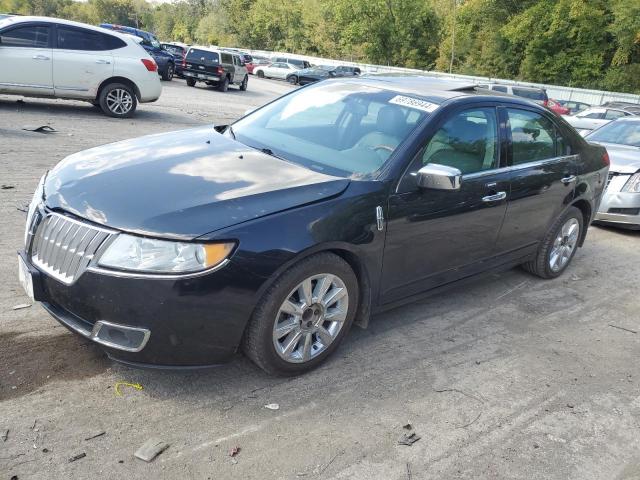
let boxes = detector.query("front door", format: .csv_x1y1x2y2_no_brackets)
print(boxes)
381,106,510,304
496,107,577,254
0,23,53,95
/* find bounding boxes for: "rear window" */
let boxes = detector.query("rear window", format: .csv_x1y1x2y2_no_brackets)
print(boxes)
512,88,546,101
187,48,219,64
163,44,185,57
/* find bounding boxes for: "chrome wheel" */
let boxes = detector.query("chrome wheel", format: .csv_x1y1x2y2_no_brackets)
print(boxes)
549,217,579,272
272,274,349,363
106,88,133,115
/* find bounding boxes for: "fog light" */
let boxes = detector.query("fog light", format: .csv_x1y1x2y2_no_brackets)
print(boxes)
91,321,150,352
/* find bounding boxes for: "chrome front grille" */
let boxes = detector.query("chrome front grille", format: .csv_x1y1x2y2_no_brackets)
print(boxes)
30,212,114,285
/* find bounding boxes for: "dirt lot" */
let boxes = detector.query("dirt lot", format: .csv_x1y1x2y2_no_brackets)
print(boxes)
1,78,639,480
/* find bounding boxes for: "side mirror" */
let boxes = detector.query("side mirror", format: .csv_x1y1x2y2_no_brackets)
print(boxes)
414,164,462,190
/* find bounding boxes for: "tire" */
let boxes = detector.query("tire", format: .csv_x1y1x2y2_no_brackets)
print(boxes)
522,206,583,279
186,78,196,87
239,75,248,91
242,253,359,376
161,63,174,81
287,75,298,85
98,82,137,118
257,70,265,78
218,76,229,92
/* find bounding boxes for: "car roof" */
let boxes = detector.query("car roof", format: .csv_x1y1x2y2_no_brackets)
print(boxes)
0,16,132,40
345,75,534,105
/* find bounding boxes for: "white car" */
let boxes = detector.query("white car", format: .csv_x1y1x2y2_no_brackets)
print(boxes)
0,16,162,118
564,107,635,135
254,62,300,80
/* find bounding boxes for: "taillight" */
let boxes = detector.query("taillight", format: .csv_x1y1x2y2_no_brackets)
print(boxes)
141,58,158,72
216,66,224,75
602,151,610,167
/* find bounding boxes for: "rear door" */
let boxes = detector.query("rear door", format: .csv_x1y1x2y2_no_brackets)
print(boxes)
496,106,577,255
0,22,53,95
52,25,118,98
185,48,220,79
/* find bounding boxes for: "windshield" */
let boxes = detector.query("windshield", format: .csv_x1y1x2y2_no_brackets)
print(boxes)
149,35,161,49
230,82,435,177
587,120,640,147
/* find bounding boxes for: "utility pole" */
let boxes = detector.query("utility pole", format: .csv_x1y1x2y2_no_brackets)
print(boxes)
449,0,457,74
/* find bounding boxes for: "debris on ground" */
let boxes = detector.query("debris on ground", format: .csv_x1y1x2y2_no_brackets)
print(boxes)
608,324,637,334
12,304,32,311
402,423,412,430
398,431,421,446
68,452,86,463
406,462,412,480
264,403,280,410
229,446,241,457
84,431,106,441
1,185,15,189
114,382,143,397
22,125,56,134
134,438,169,462
2,429,8,441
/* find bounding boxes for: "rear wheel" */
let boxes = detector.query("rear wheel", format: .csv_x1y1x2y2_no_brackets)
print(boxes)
218,76,229,92
257,70,265,78
161,63,174,81
242,253,358,376
522,206,583,279
239,75,248,91
99,82,137,118
186,78,196,87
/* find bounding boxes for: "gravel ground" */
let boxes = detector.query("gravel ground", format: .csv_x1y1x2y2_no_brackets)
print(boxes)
1,78,639,480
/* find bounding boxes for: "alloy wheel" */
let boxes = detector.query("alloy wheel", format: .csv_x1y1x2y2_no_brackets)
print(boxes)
105,88,133,115
272,274,349,363
549,217,580,272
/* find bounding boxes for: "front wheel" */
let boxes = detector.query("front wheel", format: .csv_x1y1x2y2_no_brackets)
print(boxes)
161,63,174,81
99,83,137,118
522,206,583,279
239,75,248,91
242,253,358,376
287,75,298,85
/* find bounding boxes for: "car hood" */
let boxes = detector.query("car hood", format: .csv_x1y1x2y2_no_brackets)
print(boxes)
44,127,350,239
589,142,640,174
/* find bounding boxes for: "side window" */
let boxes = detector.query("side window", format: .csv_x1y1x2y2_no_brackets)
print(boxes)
605,109,626,120
221,53,232,64
582,111,604,119
492,85,508,93
56,27,110,51
420,107,499,175
0,25,50,48
507,109,556,164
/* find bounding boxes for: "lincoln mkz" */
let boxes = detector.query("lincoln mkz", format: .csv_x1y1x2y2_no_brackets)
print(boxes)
19,77,609,375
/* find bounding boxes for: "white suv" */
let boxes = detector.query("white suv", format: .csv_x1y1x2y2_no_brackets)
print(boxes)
0,16,162,118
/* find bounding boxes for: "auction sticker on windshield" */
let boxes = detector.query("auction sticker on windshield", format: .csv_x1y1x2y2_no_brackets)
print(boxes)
389,95,439,113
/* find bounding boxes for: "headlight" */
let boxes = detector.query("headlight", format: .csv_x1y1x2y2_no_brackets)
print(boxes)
622,173,640,193
24,174,46,245
97,234,235,274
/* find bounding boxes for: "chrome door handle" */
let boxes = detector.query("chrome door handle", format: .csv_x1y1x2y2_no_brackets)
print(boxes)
95,59,111,64
561,175,577,185
32,55,50,60
482,191,507,203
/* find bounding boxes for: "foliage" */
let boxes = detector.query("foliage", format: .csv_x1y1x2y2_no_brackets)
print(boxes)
0,0,638,93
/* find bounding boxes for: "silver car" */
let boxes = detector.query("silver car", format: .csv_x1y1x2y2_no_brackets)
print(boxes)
566,107,636,136
587,118,640,229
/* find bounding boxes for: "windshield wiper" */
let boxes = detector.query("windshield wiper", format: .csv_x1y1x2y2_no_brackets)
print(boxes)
226,125,236,140
258,147,285,160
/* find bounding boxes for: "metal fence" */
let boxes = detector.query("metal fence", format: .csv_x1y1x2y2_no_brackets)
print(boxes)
247,49,640,106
